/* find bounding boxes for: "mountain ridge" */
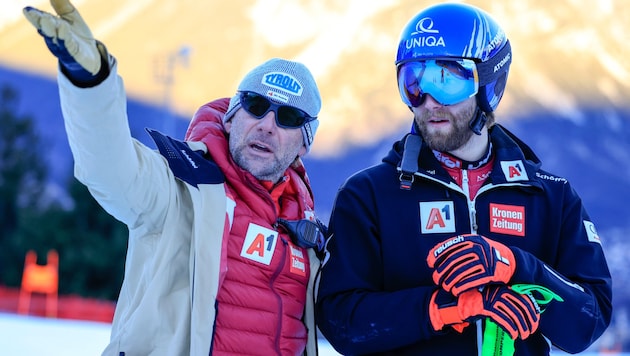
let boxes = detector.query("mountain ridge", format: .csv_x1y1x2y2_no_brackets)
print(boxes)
1,0,629,155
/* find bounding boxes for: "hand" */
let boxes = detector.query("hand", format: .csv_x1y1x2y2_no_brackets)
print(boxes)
429,286,540,340
427,234,516,296
426,289,471,334
23,0,106,82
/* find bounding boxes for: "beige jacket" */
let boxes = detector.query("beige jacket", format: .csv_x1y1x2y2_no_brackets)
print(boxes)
57,60,319,355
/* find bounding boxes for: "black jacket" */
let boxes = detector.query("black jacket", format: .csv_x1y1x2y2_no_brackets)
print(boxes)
316,125,612,355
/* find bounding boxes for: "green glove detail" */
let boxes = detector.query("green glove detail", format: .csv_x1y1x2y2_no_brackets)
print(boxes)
482,284,563,356
429,285,540,340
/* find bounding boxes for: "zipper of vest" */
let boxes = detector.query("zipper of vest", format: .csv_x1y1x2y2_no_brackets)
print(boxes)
270,236,288,356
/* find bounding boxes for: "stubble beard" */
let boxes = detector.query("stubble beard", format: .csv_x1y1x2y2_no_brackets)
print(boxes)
230,132,301,182
230,144,285,182
416,105,476,152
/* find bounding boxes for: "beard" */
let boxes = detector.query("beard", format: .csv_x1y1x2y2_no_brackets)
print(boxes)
231,146,287,181
229,131,300,182
415,104,476,152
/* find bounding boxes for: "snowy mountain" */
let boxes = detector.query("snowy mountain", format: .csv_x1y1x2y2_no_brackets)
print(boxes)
1,0,628,153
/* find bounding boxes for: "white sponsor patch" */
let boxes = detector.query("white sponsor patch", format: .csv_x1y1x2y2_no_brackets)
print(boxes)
419,201,456,234
304,210,315,221
240,223,278,265
500,160,528,182
583,220,601,244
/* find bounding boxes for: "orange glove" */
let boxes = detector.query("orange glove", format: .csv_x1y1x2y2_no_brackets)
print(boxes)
427,234,516,296
429,286,540,340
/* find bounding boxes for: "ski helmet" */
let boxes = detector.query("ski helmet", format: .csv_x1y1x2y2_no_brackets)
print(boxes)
395,3,511,112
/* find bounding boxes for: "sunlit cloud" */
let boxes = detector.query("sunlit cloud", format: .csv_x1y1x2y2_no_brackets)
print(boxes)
248,0,399,78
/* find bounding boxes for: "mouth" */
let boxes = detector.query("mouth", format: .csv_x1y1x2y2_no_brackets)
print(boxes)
428,117,450,125
249,141,273,154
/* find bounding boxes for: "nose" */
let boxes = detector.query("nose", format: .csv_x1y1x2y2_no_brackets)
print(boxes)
256,110,278,132
423,94,444,108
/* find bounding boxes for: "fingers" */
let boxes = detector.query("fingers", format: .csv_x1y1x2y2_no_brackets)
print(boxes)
51,0,75,16
23,7,59,41
22,7,45,31
428,234,516,296
23,7,69,44
491,289,540,340
42,13,68,39
431,245,488,295
23,2,94,52
53,0,94,38
427,236,473,268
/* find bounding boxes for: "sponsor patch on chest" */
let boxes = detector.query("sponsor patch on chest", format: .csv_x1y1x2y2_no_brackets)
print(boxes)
419,201,456,234
241,223,278,265
289,243,307,276
489,203,525,236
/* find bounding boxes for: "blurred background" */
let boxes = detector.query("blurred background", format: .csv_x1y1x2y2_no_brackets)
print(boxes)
1,0,629,354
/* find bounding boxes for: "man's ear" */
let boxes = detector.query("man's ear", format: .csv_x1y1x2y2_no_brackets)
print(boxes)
298,145,307,157
224,119,232,133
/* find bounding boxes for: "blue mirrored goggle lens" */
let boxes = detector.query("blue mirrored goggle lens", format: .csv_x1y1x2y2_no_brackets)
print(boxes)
397,59,479,107
239,91,314,128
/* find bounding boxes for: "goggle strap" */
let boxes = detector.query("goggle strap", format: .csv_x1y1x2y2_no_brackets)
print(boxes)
476,40,512,87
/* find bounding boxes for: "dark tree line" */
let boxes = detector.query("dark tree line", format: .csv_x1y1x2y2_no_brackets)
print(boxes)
0,84,127,301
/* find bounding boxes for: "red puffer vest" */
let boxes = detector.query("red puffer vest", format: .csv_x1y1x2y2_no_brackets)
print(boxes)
185,98,314,355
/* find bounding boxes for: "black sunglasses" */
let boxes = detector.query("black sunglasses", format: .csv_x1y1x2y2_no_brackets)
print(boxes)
239,91,315,129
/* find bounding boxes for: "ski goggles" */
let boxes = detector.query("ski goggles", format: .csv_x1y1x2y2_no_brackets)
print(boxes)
239,91,316,129
397,58,479,107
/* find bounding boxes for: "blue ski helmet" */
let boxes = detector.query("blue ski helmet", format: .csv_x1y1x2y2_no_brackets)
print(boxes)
395,3,511,112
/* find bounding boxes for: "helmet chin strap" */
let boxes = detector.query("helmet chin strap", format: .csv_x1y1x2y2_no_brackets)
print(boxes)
469,106,487,135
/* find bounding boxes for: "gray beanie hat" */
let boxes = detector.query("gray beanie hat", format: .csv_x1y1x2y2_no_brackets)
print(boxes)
224,58,321,152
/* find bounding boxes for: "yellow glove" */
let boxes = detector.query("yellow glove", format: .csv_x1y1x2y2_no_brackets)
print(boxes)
23,0,107,81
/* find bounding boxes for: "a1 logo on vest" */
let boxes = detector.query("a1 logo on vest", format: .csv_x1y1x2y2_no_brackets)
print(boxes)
419,201,456,234
241,223,278,265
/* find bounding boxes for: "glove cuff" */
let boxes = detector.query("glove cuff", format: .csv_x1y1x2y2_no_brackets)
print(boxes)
61,40,110,88
429,290,463,331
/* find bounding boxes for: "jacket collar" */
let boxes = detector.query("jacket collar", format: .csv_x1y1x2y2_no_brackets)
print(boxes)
387,124,543,188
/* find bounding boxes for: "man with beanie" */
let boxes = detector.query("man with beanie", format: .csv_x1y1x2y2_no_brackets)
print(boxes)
23,1,324,355
316,3,612,355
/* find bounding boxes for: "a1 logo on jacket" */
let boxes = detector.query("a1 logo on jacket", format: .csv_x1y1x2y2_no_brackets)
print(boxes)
419,201,456,234
500,160,529,182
